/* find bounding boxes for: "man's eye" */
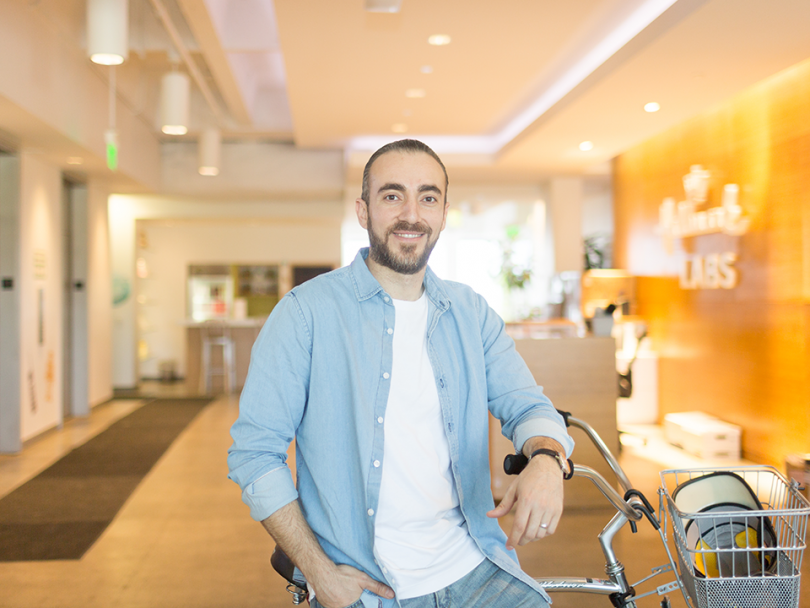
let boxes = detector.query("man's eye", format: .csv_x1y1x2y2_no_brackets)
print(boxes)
424,196,437,203
384,194,399,201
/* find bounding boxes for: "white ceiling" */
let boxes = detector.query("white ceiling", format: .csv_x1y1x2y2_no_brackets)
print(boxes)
5,0,810,185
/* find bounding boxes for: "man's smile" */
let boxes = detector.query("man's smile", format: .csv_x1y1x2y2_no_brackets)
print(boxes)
393,231,424,240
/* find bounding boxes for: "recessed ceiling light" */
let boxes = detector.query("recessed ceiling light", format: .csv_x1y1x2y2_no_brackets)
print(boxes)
392,123,408,133
579,141,594,152
420,65,433,74
644,102,661,113
405,89,426,98
364,0,401,12
66,157,83,165
428,34,451,46
198,167,219,176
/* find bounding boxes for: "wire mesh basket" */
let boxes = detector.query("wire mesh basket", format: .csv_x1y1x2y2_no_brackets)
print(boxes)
660,466,810,608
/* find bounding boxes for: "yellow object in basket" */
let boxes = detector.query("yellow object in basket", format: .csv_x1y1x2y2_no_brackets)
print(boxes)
694,528,760,577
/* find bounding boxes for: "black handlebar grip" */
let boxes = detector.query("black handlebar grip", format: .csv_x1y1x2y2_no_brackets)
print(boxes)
503,453,529,475
555,409,572,427
504,453,575,480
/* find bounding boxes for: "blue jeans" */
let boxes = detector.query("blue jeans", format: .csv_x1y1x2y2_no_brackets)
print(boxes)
401,559,548,608
311,559,549,608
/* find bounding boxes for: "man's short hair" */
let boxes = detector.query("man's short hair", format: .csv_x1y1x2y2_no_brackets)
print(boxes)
360,139,449,205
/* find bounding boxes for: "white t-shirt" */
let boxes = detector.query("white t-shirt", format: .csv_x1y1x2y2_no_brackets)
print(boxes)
374,292,485,599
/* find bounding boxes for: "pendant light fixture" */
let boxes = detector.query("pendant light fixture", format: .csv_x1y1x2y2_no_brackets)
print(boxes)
87,0,129,66
198,128,221,176
161,71,190,135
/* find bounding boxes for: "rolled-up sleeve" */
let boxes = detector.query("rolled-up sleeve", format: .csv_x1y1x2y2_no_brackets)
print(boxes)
227,293,313,521
476,293,575,459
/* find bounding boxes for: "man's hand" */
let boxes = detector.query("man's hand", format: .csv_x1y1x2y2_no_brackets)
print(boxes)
309,563,394,608
261,501,394,608
486,442,565,550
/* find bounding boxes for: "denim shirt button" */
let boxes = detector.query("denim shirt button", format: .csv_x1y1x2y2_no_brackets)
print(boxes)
383,372,390,379
367,508,375,516
377,416,384,424
387,328,393,335
383,296,390,303
373,460,380,467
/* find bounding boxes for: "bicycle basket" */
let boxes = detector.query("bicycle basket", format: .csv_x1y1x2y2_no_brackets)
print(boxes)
661,466,810,608
673,471,778,578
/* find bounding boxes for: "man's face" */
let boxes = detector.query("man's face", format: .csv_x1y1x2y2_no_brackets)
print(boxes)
356,151,448,275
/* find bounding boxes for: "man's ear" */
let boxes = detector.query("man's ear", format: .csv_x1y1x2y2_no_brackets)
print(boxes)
356,198,369,229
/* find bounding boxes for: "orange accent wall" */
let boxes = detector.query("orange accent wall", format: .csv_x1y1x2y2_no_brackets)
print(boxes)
613,57,810,466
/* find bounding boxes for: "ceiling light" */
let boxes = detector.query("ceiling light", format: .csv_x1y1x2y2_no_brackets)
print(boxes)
198,128,221,176
66,157,84,165
579,141,594,152
364,0,402,12
644,102,661,113
161,71,190,135
420,65,433,74
428,34,451,46
87,0,129,65
392,123,408,133
405,89,425,98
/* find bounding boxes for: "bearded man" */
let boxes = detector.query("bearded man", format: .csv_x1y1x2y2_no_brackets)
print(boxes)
228,139,573,608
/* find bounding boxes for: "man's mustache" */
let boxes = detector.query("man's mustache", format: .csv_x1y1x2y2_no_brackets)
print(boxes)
387,221,432,237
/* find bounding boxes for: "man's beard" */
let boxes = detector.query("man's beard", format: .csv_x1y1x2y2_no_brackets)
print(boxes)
367,218,438,275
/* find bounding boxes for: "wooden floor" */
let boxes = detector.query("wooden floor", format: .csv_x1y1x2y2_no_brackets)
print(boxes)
0,385,806,608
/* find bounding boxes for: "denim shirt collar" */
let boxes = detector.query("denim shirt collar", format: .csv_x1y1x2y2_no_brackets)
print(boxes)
350,247,451,312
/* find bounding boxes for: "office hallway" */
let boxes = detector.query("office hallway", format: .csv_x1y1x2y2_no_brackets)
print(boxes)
0,393,806,608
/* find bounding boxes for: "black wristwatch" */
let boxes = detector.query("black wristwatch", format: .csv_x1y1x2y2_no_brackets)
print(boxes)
529,448,570,476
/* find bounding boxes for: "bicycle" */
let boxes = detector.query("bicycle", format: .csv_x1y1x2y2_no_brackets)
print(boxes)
271,410,810,607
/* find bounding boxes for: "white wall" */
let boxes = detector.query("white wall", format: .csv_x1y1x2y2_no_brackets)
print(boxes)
108,196,139,388
549,177,584,274
87,179,113,407
19,151,63,441
582,176,613,237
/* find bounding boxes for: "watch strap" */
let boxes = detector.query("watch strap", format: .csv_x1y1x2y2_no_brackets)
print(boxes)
529,448,574,479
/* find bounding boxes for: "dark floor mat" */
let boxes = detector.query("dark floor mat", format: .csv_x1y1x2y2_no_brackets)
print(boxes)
0,398,211,561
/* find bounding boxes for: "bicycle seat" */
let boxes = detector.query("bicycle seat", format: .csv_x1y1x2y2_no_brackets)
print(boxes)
271,546,308,593
270,546,307,591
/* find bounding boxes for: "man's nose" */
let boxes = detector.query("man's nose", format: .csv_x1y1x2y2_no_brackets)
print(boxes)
399,196,420,223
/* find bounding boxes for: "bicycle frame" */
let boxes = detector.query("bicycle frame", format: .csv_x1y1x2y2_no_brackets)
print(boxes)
529,416,685,608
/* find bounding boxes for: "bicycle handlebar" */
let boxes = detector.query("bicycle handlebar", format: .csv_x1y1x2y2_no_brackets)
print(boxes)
504,411,650,523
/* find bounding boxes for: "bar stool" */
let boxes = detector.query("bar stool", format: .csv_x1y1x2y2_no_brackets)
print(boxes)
199,321,236,394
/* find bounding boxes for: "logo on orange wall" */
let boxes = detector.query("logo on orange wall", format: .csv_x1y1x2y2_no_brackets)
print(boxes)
656,165,750,290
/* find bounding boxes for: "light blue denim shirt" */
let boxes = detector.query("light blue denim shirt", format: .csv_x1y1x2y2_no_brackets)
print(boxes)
228,248,574,607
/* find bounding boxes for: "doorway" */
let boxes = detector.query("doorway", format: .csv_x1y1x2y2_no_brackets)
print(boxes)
0,150,21,452
62,178,89,419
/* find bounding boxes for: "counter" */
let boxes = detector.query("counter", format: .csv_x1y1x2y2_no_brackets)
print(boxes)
182,318,265,394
